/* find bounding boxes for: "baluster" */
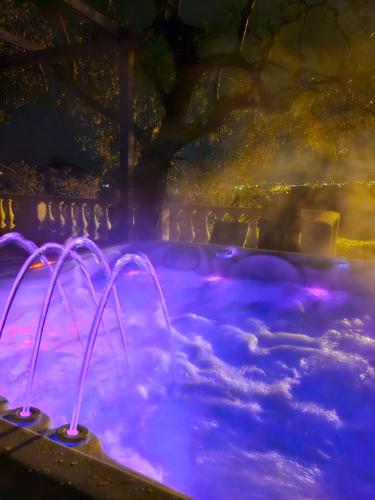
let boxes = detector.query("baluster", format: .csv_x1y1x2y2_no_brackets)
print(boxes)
8,199,15,230
168,205,180,242
93,203,101,241
107,203,114,234
160,207,169,241
58,201,66,239
37,201,47,225
192,207,210,243
70,202,79,237
177,209,184,241
80,202,89,237
47,201,54,226
96,203,109,242
105,204,113,234
36,200,47,242
0,198,6,231
62,201,73,239
51,201,62,238
85,202,96,239
43,200,58,238
178,207,194,243
243,212,259,248
38,200,51,241
107,202,120,241
206,210,216,240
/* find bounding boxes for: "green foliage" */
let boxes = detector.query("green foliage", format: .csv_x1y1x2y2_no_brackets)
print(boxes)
337,238,375,260
0,161,99,197
1,0,375,205
0,161,44,194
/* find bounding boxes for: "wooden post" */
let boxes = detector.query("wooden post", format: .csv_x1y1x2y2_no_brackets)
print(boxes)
119,47,134,241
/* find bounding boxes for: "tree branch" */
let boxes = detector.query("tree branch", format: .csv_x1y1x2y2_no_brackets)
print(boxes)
55,67,149,148
55,67,118,118
236,0,257,53
62,0,119,36
55,13,77,79
0,27,49,90
0,27,123,129
153,0,180,18
140,63,167,104
0,35,125,70
197,52,269,105
177,91,259,148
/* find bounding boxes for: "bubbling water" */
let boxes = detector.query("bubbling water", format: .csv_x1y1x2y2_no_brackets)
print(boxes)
0,233,172,432
0,233,375,499
68,252,174,433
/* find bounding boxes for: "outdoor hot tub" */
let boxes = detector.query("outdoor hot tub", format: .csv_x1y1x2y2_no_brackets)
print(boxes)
0,239,374,499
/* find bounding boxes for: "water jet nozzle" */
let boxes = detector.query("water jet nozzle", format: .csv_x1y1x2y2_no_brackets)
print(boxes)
54,424,89,445
5,406,42,424
0,396,8,412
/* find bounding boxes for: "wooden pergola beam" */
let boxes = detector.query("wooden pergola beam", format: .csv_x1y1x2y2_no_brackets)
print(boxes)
62,0,119,36
0,27,42,51
0,35,128,70
119,49,135,239
0,16,136,242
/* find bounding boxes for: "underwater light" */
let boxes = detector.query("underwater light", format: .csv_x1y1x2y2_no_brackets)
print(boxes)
125,269,142,277
335,259,350,270
29,259,56,270
5,406,42,424
215,247,238,259
305,287,329,299
205,275,223,283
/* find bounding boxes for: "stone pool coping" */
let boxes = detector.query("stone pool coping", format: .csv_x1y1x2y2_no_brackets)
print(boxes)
114,240,375,296
0,417,188,499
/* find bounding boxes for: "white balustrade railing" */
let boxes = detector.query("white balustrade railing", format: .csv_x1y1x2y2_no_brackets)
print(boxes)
0,194,112,244
0,195,262,248
161,204,262,248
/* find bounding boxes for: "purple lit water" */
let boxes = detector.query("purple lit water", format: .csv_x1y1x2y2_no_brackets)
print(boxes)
0,246,375,499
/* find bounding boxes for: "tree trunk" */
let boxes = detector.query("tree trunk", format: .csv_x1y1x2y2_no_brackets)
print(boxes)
133,151,170,240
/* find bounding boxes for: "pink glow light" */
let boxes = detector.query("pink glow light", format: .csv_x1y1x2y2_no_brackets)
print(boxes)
205,275,222,283
66,427,79,437
125,270,142,277
306,287,329,299
19,410,31,418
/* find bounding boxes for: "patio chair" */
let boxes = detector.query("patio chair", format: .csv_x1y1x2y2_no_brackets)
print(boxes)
209,220,250,247
299,209,340,257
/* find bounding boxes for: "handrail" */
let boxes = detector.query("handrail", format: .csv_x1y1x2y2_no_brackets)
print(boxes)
0,193,263,247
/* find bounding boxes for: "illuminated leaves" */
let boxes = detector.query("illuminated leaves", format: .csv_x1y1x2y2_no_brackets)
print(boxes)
1,0,375,200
